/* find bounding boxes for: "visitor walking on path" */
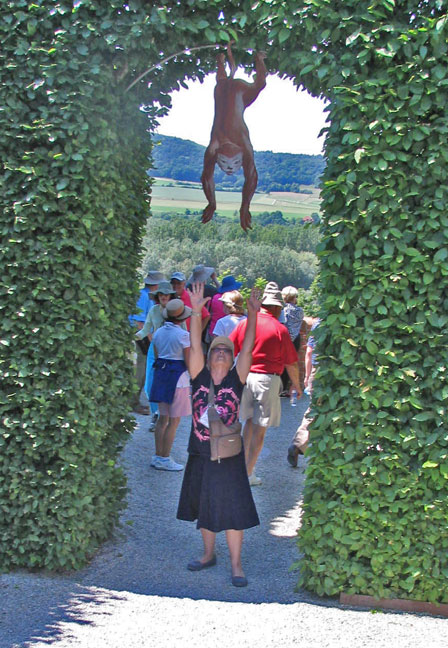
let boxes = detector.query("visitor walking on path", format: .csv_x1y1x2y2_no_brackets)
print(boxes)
149,299,192,471
212,289,246,338
177,282,261,587
135,280,179,431
229,282,301,486
279,285,304,396
207,275,243,338
288,319,320,467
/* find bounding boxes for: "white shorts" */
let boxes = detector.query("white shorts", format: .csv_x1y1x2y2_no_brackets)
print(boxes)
240,373,282,428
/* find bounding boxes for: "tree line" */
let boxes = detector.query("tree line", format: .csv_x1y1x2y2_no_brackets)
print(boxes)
142,212,320,291
150,134,325,192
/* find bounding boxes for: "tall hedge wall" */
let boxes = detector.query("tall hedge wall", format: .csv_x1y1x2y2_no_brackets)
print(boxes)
0,2,154,569
282,1,448,603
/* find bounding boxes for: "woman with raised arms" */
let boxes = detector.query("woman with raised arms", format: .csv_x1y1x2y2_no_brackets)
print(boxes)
177,282,261,587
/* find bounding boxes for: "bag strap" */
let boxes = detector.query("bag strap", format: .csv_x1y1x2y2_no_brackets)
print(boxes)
208,379,216,406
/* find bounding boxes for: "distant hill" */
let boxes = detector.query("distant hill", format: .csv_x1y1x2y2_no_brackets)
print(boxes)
150,134,325,193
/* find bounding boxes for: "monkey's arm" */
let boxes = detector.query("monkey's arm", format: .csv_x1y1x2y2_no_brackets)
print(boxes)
226,43,237,78
216,53,227,81
243,51,268,108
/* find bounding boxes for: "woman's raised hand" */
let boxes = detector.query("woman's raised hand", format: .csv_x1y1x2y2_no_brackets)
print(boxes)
187,282,211,312
246,288,262,315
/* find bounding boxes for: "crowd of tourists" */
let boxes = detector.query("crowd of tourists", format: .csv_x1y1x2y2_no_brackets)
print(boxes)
129,264,319,587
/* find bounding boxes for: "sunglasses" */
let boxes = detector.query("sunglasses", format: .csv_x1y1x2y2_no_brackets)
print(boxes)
211,346,233,355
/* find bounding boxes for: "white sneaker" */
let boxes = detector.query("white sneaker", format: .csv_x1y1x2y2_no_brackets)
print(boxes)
150,455,160,467
248,472,262,486
154,457,184,471
148,413,158,432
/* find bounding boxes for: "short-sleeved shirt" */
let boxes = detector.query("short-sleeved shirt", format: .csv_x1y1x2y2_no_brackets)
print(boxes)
213,314,246,338
229,311,298,375
208,293,226,334
152,322,190,360
189,365,244,455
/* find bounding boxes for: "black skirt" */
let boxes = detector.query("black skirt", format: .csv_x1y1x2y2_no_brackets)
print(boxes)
177,449,260,532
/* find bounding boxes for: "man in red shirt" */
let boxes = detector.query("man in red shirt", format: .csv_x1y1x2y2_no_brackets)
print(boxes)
229,282,301,485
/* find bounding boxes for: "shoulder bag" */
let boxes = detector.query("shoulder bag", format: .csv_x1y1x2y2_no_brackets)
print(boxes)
208,380,242,462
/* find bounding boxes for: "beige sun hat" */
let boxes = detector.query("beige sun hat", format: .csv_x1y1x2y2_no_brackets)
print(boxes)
162,299,192,321
219,290,245,314
208,336,235,360
261,281,284,307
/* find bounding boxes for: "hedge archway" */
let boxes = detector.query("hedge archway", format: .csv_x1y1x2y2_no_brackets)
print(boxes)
2,1,447,603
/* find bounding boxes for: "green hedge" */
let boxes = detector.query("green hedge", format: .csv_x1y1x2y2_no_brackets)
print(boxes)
277,1,448,603
0,1,152,569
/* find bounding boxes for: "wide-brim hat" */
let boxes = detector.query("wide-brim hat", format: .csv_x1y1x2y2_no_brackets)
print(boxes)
208,336,235,360
219,290,245,314
149,280,175,297
171,271,186,282
162,298,192,321
144,270,165,285
218,275,242,293
261,281,284,307
187,264,215,285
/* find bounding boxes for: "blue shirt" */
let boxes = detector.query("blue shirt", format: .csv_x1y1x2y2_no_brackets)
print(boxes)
129,287,155,326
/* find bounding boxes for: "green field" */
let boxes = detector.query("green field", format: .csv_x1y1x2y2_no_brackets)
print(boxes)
150,178,321,220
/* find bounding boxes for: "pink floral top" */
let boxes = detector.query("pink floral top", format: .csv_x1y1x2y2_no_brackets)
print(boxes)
188,366,244,456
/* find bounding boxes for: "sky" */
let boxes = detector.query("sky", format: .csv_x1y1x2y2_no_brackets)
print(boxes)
155,73,328,156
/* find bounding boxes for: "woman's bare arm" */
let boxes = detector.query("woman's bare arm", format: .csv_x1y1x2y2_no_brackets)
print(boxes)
187,283,210,380
236,289,261,383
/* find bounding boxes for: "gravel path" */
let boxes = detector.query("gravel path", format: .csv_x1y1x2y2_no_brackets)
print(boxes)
1,396,446,647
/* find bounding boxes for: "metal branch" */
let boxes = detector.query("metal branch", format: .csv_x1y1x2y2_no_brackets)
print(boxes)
125,44,220,93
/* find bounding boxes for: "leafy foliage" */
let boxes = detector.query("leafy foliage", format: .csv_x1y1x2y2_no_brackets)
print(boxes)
271,0,448,604
151,134,325,191
0,0,159,569
296,276,321,318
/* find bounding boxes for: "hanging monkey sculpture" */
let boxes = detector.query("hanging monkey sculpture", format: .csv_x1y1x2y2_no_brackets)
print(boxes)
201,45,267,231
